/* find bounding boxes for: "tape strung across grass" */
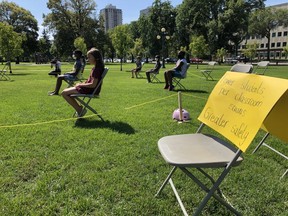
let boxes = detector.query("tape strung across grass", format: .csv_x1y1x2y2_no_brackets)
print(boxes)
0,93,207,128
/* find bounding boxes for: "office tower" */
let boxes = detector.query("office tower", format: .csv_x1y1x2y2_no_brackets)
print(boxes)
100,4,123,32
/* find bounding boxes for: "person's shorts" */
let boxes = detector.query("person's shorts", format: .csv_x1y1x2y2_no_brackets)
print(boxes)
172,70,183,78
63,74,76,80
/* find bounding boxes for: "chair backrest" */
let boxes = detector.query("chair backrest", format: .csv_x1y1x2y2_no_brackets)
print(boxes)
206,61,217,69
257,61,269,67
230,64,253,73
254,61,269,74
208,61,217,66
90,67,109,96
182,63,190,78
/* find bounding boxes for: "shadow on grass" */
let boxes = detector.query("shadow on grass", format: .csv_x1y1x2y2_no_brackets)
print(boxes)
10,73,33,76
174,89,208,93
74,119,135,134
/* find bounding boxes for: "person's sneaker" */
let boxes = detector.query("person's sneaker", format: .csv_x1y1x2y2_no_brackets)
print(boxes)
168,85,175,91
164,84,169,89
77,108,87,118
48,91,58,96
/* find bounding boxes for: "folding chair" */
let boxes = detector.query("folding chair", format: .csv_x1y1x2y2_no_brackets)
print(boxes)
156,71,288,215
0,62,11,81
230,64,253,73
172,63,190,90
252,132,288,178
200,61,217,80
150,67,161,83
70,67,109,121
253,61,269,75
252,90,288,179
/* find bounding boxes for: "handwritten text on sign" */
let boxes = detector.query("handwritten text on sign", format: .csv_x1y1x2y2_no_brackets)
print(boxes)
198,72,288,152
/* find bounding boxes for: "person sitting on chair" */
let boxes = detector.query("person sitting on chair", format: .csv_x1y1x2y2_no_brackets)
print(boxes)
163,51,187,91
131,56,142,78
48,50,83,96
146,55,161,83
62,48,105,117
48,58,61,77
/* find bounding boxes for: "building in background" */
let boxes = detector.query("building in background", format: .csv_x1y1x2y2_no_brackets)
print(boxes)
239,3,288,60
100,4,123,32
140,7,151,17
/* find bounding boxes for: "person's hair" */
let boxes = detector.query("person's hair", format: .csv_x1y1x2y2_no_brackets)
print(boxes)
73,49,82,57
178,51,185,59
87,48,104,68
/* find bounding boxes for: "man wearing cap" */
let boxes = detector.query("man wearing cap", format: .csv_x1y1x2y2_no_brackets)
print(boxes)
145,55,162,83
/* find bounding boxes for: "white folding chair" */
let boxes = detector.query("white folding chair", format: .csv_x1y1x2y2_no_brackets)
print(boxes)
253,61,269,75
156,71,288,215
150,67,161,83
70,67,109,121
200,61,217,80
230,64,253,73
253,132,288,179
252,90,288,179
172,63,190,90
0,62,10,81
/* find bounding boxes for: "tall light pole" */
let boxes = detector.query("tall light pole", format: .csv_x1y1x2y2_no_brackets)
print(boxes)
157,27,170,68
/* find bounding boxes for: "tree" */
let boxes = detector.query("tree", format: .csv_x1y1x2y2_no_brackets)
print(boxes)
38,29,52,61
0,1,38,61
249,7,288,60
74,37,87,55
137,0,176,59
0,23,24,72
44,0,100,57
189,35,209,68
283,44,288,59
216,48,227,64
109,25,133,71
242,42,258,62
130,38,145,62
175,0,264,58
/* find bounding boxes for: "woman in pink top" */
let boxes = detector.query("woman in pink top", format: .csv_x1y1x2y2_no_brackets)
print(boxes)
62,48,104,117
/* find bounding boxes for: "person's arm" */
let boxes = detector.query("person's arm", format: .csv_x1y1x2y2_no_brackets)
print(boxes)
66,60,82,76
76,68,101,88
174,60,184,71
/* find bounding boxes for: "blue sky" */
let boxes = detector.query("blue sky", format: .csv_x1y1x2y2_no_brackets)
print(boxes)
8,0,288,30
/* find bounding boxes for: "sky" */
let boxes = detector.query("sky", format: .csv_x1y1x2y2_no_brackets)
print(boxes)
7,0,288,33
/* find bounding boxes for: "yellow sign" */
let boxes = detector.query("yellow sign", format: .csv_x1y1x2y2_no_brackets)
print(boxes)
198,72,288,152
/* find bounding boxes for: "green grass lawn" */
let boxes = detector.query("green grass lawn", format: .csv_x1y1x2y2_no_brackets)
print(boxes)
0,62,287,215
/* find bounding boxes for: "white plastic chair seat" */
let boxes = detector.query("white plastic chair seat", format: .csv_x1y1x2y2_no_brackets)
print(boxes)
158,134,243,168
230,64,253,73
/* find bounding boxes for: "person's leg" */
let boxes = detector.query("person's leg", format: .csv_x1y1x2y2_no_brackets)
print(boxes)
131,69,135,78
61,87,82,113
164,71,169,89
54,76,65,94
167,70,173,86
146,71,151,82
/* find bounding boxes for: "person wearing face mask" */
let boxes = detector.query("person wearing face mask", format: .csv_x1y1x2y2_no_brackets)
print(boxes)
62,48,105,117
48,50,83,96
163,50,187,91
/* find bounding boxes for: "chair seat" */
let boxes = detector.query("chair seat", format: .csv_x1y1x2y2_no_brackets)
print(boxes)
158,134,243,168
